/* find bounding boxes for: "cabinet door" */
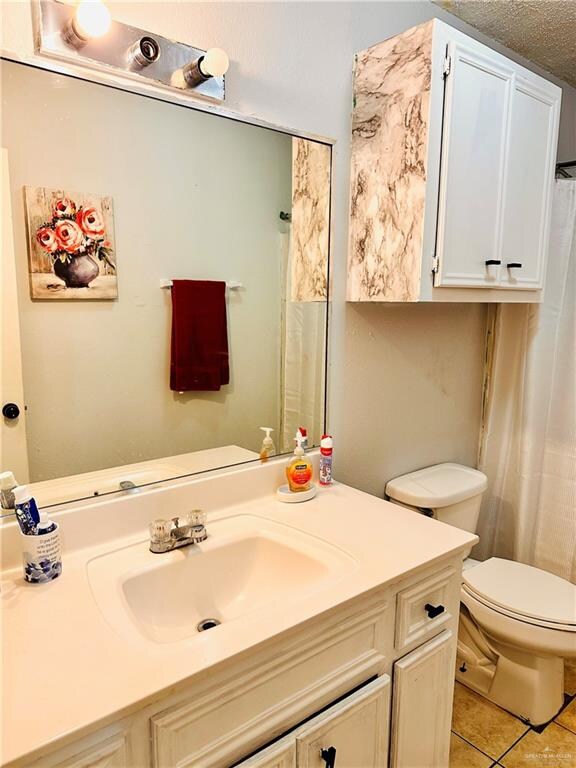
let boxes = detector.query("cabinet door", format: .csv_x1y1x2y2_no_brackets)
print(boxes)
28,734,130,768
235,738,295,768
499,77,560,289
390,630,454,768
296,676,390,768
435,41,513,288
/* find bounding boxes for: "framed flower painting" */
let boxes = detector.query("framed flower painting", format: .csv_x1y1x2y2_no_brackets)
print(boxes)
24,186,117,300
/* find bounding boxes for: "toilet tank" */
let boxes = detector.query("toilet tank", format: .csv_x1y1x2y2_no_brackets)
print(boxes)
385,463,488,533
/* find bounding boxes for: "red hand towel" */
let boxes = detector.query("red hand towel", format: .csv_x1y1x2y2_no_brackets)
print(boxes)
170,280,230,392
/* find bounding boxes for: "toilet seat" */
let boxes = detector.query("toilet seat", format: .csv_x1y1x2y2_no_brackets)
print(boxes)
463,558,576,631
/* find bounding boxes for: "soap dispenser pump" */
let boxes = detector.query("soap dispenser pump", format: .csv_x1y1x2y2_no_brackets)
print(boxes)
285,432,313,493
259,427,276,462
276,432,316,503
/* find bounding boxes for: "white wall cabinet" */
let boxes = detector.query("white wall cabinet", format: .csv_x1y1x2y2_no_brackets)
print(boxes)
348,18,561,303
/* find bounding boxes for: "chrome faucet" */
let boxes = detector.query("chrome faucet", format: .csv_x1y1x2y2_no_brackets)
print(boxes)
149,510,208,554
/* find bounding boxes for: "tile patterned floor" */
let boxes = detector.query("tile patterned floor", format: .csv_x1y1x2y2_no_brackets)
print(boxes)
449,660,576,768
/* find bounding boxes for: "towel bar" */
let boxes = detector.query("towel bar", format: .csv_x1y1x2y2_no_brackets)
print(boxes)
160,279,242,290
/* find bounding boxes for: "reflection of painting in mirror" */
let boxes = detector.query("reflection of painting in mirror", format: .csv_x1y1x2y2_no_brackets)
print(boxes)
24,186,117,300
1,58,331,503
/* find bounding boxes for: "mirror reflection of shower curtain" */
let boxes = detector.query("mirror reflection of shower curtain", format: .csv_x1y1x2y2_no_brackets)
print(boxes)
279,231,325,453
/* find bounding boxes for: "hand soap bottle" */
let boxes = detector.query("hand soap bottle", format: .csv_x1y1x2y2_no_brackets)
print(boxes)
285,432,313,493
259,427,276,462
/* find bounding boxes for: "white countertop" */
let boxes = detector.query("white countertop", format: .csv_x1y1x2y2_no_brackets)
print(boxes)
27,445,259,507
0,459,476,766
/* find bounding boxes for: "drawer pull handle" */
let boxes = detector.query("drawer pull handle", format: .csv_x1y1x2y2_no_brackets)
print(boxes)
507,262,523,268
320,746,337,768
485,259,501,266
425,603,445,619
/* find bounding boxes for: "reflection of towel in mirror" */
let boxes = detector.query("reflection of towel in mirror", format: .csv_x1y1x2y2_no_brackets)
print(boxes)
170,280,229,392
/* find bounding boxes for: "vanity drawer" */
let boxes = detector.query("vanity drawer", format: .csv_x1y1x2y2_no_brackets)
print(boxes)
151,598,390,768
395,567,455,650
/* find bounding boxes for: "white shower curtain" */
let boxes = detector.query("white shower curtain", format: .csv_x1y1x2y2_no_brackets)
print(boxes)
477,180,576,582
279,231,325,453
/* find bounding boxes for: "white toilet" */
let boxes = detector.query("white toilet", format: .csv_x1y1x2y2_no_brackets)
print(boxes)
385,463,576,726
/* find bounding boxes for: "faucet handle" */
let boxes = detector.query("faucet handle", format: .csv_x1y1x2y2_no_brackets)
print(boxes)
186,509,207,528
150,518,172,544
186,509,208,542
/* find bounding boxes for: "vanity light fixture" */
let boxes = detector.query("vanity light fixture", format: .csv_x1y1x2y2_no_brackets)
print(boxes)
35,0,227,101
182,48,230,88
62,0,112,48
127,37,161,69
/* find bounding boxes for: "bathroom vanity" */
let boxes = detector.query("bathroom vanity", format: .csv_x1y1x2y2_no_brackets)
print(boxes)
0,28,476,766
0,456,477,768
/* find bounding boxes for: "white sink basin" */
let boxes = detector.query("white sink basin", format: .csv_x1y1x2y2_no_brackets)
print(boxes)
87,515,355,644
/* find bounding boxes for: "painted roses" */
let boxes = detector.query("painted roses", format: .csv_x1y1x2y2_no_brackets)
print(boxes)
25,186,117,299
34,194,114,269
54,219,84,253
76,206,105,239
36,225,58,254
53,197,76,217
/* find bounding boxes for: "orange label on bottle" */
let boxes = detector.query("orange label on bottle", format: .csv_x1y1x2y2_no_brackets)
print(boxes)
292,464,312,485
286,461,312,490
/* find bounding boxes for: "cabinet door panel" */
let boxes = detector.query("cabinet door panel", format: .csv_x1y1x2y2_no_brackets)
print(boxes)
296,676,390,768
151,599,389,767
436,42,513,287
235,738,295,768
500,78,559,289
390,630,454,768
29,734,129,768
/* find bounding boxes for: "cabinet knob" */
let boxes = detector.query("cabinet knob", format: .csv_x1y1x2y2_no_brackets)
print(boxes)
2,403,20,420
320,746,337,768
485,259,501,266
424,603,445,619
507,262,523,268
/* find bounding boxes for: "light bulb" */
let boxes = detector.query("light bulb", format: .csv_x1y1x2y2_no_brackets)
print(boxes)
74,0,112,40
200,48,229,78
182,47,229,89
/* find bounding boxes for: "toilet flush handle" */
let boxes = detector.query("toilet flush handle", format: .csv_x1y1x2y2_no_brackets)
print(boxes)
425,603,445,619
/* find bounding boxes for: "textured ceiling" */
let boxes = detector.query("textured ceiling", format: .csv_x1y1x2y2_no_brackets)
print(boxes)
437,1,576,87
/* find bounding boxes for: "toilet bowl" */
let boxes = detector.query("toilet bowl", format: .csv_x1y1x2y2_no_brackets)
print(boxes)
386,463,576,726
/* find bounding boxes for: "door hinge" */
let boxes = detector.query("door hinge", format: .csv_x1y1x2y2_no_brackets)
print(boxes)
443,55,451,78
432,256,439,274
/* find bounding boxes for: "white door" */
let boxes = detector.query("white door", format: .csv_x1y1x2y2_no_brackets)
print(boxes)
499,77,560,289
296,676,390,768
1,149,29,482
390,630,454,768
435,41,514,288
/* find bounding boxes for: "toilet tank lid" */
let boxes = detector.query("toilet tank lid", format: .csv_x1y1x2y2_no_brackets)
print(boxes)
385,463,487,508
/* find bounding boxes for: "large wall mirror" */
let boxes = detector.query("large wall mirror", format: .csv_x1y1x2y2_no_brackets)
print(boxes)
0,57,331,509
